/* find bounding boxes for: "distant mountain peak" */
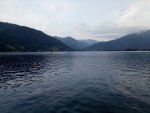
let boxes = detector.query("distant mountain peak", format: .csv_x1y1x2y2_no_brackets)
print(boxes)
56,37,98,50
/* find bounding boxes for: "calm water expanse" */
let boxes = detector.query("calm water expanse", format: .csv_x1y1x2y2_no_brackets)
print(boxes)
0,52,150,113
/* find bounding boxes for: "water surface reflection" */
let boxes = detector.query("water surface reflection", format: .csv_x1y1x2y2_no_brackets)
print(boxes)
0,52,150,113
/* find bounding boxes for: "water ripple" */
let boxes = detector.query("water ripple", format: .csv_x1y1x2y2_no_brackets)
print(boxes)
0,52,150,113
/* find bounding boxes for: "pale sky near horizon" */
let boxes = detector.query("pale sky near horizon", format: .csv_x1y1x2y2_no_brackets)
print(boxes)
0,0,150,41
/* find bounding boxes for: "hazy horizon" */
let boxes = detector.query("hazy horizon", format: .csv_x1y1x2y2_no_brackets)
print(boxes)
0,0,150,41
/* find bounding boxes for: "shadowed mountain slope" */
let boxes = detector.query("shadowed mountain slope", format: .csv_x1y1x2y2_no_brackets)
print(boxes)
0,22,72,52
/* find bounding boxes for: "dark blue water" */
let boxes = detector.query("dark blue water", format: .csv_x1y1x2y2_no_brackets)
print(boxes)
0,52,150,113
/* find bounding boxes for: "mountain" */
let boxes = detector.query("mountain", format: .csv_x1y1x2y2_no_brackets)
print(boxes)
79,39,98,46
86,30,150,51
56,37,87,50
0,22,72,52
56,37,98,50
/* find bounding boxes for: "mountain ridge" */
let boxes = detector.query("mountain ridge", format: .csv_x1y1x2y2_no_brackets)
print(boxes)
1,21,150,52
0,22,72,52
86,30,150,51
56,36,98,50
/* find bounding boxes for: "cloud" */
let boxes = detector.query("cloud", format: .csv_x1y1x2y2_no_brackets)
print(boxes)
69,22,146,41
117,0,150,28
0,0,71,31
69,0,150,41
0,0,150,41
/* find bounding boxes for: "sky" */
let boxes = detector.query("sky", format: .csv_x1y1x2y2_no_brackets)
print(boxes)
0,0,150,41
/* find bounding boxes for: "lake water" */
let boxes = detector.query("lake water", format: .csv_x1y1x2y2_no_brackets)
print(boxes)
0,52,150,113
